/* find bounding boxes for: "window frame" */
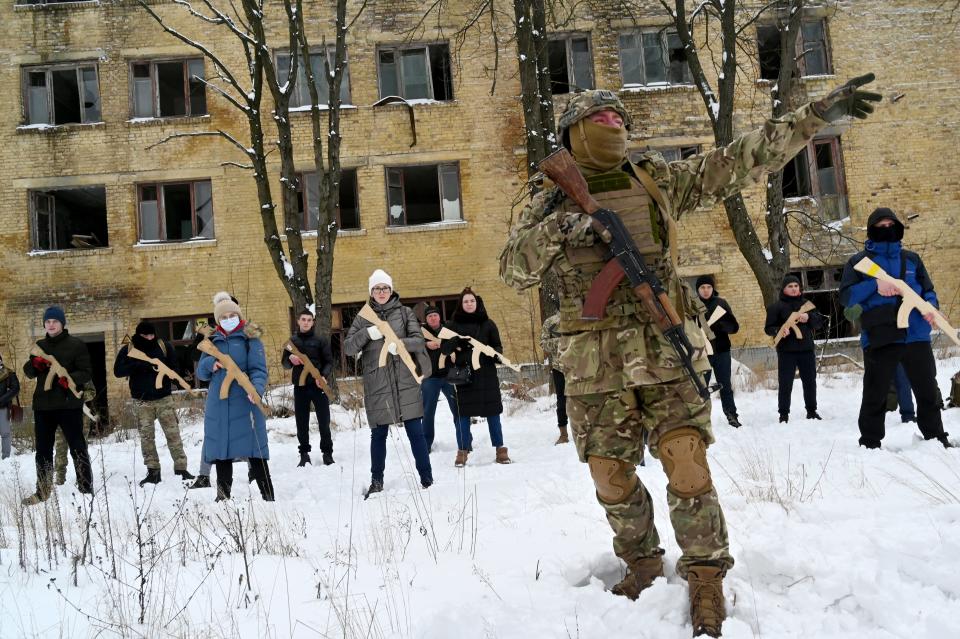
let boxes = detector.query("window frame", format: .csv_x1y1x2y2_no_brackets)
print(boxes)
384,162,463,227
756,18,833,80
547,33,596,94
618,28,692,87
783,136,848,220
129,58,207,119
29,186,109,251
136,179,215,243
295,168,361,231
274,47,353,108
376,42,453,101
22,62,102,126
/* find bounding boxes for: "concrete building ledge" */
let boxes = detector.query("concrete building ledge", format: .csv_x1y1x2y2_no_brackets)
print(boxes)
384,220,467,234
27,247,113,258
17,122,105,134
14,1,100,12
125,115,211,128
132,239,218,251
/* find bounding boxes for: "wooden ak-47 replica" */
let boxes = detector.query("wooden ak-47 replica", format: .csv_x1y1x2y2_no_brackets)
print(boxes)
421,327,448,370
283,340,335,397
29,344,99,422
700,305,729,357
854,257,960,346
428,327,521,372
357,304,424,384
773,301,817,347
538,148,712,398
122,335,192,391
196,327,271,416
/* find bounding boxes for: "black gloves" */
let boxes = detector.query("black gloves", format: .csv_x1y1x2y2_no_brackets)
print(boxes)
812,73,882,122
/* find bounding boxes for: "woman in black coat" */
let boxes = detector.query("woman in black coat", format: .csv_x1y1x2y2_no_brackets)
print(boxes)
442,287,511,466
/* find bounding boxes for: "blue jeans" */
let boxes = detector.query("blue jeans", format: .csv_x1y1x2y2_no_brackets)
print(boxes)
894,363,915,420
421,377,459,450
455,414,503,451
707,351,738,417
370,418,433,483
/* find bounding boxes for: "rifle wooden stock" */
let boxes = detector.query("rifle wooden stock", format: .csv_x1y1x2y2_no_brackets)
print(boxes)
284,340,335,396
421,327,448,369
853,257,960,346
358,304,424,384
539,149,603,214
773,301,817,346
435,327,522,372
122,335,192,391
196,338,271,417
30,345,82,398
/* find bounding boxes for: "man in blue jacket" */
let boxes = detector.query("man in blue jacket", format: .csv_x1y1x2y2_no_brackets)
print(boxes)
839,208,951,449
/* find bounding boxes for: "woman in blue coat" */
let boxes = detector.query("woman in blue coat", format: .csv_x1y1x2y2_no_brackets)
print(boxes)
197,292,274,501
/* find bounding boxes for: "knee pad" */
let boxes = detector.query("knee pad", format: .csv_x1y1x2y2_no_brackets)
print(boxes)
588,456,639,504
658,427,712,499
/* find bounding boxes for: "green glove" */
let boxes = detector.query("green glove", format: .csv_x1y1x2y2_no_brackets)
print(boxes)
812,73,882,122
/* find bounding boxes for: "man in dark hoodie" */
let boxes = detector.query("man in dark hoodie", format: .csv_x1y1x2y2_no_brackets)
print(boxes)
281,309,335,466
114,321,194,486
765,276,823,423
696,276,742,428
421,306,460,452
839,208,951,449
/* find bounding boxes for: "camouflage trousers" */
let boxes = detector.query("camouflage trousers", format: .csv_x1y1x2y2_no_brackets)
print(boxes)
133,396,188,471
566,378,734,578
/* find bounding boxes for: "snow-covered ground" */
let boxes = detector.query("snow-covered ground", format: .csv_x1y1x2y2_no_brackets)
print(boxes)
1,360,958,638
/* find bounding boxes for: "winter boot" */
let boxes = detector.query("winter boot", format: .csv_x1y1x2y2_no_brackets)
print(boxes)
806,409,822,420
250,459,275,501
495,446,511,464
724,412,742,428
901,414,917,424
188,475,211,489
21,492,50,506
365,479,384,498
555,428,570,445
778,413,789,424
937,434,954,449
322,452,335,466
421,476,433,489
55,470,67,486
688,565,726,638
297,452,312,467
174,469,195,481
455,449,469,467
139,468,161,487
610,556,664,600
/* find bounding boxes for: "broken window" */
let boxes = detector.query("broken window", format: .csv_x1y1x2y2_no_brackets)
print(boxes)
23,64,101,125
548,35,595,94
30,186,108,250
275,48,352,108
137,180,214,242
377,43,453,101
131,59,206,118
781,136,847,220
385,163,461,226
619,29,691,86
756,19,832,80
296,169,360,231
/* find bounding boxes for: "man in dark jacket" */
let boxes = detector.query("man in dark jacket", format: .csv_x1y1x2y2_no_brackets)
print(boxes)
0,355,21,459
696,276,742,428
421,306,460,452
839,207,951,449
282,309,335,466
114,321,193,486
765,276,823,423
21,306,94,504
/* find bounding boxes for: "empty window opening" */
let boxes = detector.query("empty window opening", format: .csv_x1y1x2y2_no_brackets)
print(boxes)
297,169,360,231
386,164,461,226
25,64,101,125
131,59,206,118
138,180,214,242
548,35,595,94
31,186,108,250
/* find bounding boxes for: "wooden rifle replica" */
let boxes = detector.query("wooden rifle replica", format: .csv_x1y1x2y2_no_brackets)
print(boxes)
283,340,335,396
432,327,521,372
421,327,449,370
196,328,271,416
29,344,98,422
773,301,817,346
357,304,424,384
699,306,729,356
122,335,192,391
538,148,712,399
854,257,960,346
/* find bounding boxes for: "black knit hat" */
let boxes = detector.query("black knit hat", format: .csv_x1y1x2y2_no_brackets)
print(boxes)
695,275,716,290
135,321,157,336
781,274,802,292
424,305,441,318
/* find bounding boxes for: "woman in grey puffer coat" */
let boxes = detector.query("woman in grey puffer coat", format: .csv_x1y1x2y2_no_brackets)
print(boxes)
344,269,433,496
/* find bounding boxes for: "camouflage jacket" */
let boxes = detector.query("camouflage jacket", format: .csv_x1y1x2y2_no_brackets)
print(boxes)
539,313,561,368
500,103,828,395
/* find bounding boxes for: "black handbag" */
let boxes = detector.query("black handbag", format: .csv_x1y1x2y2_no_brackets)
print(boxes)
446,362,473,386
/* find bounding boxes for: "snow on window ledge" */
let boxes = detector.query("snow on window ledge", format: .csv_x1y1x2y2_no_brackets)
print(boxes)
133,239,218,250
288,104,358,113
17,122,105,134
125,115,211,127
385,220,467,234
619,83,696,94
14,1,100,12
337,228,366,237
27,246,113,258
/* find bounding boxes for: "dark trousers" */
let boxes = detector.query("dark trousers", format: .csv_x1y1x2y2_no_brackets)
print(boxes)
370,418,433,484
215,457,274,500
552,368,568,429
859,342,944,447
293,384,332,455
421,377,459,450
777,350,817,415
893,363,915,419
35,408,92,493
706,351,738,417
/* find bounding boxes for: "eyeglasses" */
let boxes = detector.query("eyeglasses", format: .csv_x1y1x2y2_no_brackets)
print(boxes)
372,286,392,294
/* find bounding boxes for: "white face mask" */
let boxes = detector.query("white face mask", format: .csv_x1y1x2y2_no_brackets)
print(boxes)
219,316,241,332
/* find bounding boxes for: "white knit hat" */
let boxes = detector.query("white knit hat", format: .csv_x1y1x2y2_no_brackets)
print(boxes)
212,291,243,322
368,269,393,293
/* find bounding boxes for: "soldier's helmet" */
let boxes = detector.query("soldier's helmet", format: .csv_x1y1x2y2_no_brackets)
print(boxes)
557,90,633,139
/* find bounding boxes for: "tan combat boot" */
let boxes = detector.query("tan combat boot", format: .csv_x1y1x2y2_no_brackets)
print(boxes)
688,565,726,637
555,428,570,445
495,446,511,464
454,449,470,467
610,556,664,600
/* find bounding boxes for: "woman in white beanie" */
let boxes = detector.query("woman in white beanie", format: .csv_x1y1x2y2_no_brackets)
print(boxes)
344,270,433,496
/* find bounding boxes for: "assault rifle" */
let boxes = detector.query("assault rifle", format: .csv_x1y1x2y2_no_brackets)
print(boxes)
283,340,335,397
196,329,271,416
433,327,521,372
773,301,817,346
854,257,960,346
358,304,424,384
29,344,99,422
122,335,192,391
538,148,712,399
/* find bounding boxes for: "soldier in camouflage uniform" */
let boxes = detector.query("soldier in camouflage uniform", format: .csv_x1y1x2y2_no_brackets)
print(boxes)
500,77,880,637
540,313,570,444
